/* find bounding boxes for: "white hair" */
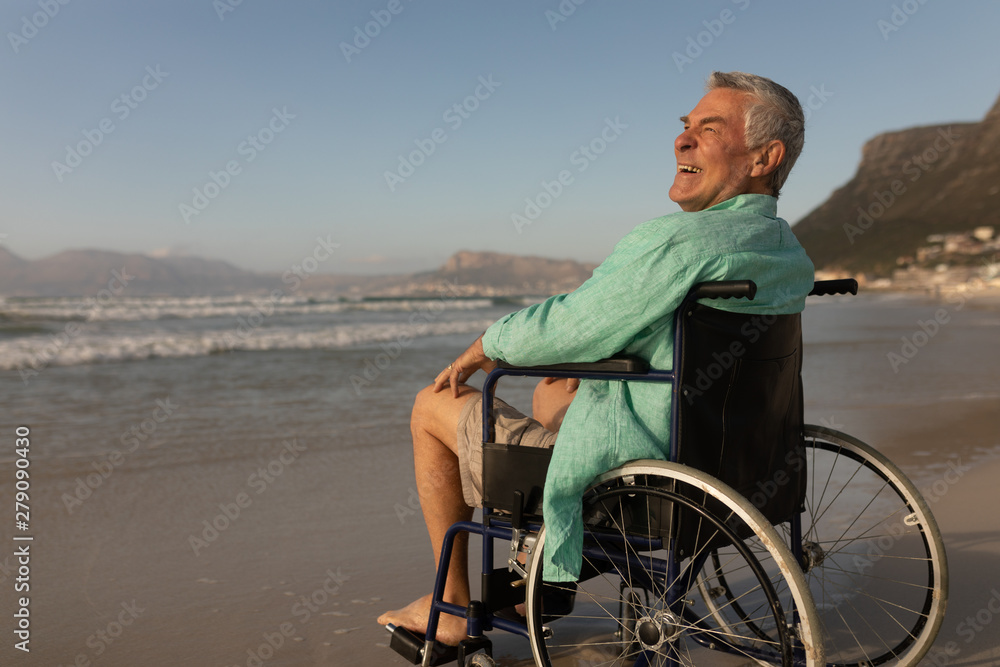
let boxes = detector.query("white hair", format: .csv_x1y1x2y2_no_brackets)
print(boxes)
706,71,805,198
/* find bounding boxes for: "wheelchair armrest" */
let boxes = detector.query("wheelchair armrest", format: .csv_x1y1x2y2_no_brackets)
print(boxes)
690,279,756,301
496,354,649,375
809,278,859,296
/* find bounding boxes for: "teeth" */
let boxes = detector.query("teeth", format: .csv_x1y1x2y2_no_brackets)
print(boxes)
678,165,702,173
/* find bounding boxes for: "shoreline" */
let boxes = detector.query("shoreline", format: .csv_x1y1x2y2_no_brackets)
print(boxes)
3,277,1000,303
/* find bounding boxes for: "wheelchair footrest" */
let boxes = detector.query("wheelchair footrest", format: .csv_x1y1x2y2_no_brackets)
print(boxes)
538,582,577,623
386,624,458,665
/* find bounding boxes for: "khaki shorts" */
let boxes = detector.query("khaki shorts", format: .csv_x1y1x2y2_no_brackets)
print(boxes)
457,395,557,507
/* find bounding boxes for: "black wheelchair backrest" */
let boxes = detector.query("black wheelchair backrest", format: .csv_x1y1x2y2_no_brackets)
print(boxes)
672,302,805,540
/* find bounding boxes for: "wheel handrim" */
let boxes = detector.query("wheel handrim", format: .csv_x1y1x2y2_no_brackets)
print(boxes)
525,461,822,666
697,426,948,667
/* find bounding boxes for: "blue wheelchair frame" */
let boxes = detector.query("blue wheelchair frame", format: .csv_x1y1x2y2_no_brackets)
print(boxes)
389,278,859,666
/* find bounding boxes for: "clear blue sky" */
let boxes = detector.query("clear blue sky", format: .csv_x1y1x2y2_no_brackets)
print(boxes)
2,0,998,275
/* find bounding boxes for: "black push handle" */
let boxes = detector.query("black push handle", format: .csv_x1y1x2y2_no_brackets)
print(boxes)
690,280,757,301
809,279,858,296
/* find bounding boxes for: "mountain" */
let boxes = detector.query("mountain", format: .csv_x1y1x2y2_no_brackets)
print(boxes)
381,250,598,297
0,248,272,296
0,248,596,298
0,246,28,283
793,93,1000,276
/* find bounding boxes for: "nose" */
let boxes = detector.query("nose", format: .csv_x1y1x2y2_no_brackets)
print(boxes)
674,128,694,153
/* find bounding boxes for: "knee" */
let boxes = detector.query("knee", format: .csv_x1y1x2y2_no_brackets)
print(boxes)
531,381,552,418
411,383,480,444
532,379,574,432
411,383,461,435
411,384,438,428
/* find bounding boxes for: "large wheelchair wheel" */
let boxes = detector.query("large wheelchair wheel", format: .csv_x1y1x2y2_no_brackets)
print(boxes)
697,425,948,667
524,460,824,667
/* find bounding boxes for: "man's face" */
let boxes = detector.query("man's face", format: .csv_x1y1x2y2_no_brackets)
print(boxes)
668,88,760,212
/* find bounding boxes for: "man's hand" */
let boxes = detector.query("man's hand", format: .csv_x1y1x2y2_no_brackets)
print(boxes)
433,334,497,397
541,376,580,393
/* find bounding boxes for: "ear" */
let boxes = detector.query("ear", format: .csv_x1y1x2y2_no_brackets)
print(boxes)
750,140,786,179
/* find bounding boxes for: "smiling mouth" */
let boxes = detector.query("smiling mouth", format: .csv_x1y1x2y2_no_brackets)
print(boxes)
677,164,703,174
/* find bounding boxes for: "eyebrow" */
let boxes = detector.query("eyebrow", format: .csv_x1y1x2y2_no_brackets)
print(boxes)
679,115,727,126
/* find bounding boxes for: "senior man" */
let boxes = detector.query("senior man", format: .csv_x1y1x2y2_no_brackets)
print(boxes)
379,71,815,645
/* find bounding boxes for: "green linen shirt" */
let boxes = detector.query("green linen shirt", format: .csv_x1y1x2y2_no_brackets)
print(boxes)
480,194,815,582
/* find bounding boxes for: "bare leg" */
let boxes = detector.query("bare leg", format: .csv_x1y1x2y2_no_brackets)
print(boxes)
532,378,577,432
377,384,480,646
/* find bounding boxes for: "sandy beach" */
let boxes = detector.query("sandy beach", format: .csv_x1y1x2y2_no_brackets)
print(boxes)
0,293,998,666
921,453,1000,666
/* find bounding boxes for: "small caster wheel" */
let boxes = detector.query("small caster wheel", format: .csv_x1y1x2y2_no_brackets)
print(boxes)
466,653,495,666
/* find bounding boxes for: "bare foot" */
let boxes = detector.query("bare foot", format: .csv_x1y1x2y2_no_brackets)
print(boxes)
377,594,468,646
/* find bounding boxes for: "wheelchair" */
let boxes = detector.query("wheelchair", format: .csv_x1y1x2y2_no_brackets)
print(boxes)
386,279,948,667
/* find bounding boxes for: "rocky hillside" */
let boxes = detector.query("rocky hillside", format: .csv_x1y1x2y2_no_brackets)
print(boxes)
384,251,597,297
793,93,1000,276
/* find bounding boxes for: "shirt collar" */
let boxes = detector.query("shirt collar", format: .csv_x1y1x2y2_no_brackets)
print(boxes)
705,194,778,218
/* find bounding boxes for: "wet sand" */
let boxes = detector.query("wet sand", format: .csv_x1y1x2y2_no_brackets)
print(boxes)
912,435,1000,666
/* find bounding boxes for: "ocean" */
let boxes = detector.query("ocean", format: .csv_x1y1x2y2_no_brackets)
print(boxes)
0,289,998,665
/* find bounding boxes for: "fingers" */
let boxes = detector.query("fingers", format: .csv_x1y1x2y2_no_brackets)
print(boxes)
541,377,580,391
432,367,450,393
432,333,495,397
449,364,463,398
432,362,467,397
432,361,456,392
